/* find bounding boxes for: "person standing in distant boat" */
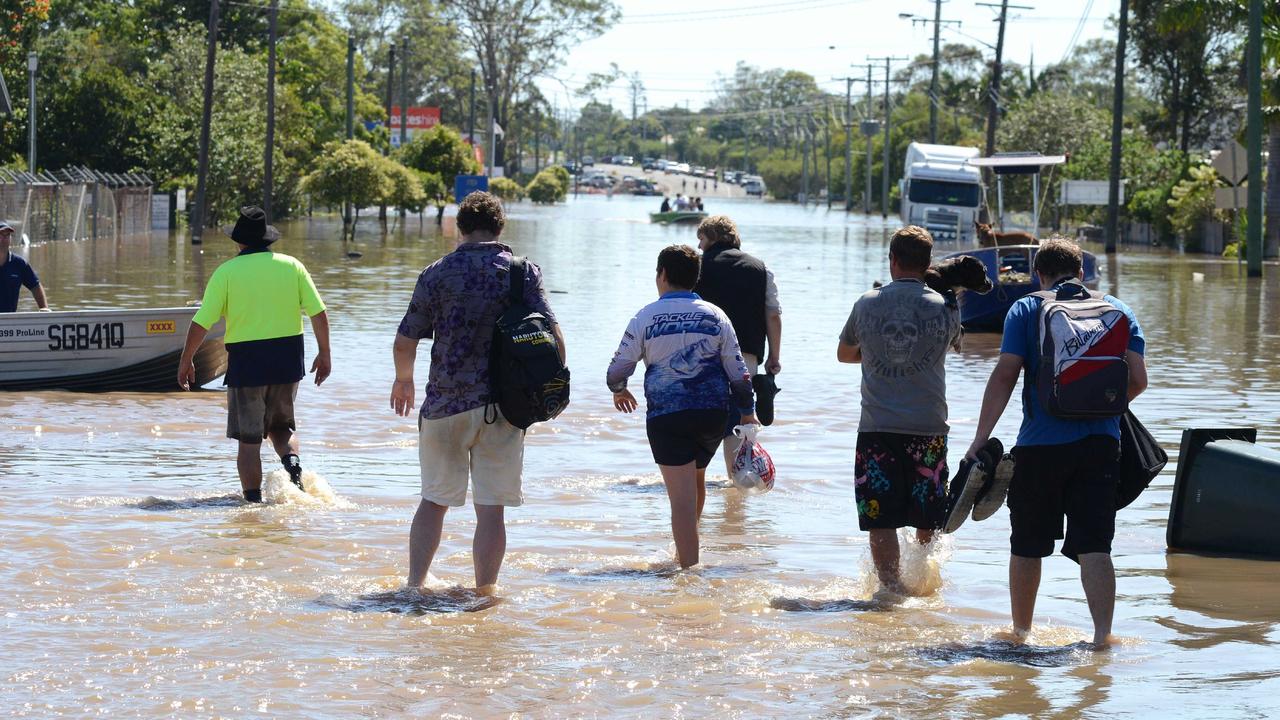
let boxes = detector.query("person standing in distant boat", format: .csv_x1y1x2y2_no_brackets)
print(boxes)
692,215,782,476
607,244,756,568
178,206,331,503
0,221,50,312
660,196,671,213
966,237,1147,647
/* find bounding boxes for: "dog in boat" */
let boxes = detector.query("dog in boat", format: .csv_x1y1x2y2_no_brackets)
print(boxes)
974,221,1038,248
874,255,993,296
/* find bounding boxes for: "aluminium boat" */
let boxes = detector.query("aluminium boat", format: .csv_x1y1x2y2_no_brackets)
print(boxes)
649,211,707,224
0,307,226,391
945,245,1099,331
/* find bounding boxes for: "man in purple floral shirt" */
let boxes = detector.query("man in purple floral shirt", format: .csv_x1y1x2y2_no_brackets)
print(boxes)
391,191,564,592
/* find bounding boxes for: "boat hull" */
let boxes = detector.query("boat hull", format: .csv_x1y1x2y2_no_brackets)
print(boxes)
0,307,227,391
649,211,707,224
944,246,1099,332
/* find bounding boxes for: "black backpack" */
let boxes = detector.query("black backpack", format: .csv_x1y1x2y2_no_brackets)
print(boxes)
487,257,570,430
1031,282,1132,419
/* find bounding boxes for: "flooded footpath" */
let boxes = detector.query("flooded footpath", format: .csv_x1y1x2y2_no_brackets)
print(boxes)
2,195,1279,717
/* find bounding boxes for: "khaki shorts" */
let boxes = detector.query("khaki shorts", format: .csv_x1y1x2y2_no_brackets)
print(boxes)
227,383,298,443
419,406,525,507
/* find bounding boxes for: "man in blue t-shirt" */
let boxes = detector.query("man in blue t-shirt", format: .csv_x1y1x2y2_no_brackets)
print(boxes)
0,222,50,312
967,237,1148,648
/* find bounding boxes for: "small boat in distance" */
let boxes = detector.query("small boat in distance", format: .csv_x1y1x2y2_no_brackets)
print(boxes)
649,211,707,224
0,307,227,391
945,244,1099,331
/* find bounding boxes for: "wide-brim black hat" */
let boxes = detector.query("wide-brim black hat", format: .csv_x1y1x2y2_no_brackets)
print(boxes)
223,206,280,247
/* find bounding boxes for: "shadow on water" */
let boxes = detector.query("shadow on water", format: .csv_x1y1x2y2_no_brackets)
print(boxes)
550,562,756,583
132,494,246,511
316,587,501,615
769,597,888,613
915,640,1101,667
610,479,666,494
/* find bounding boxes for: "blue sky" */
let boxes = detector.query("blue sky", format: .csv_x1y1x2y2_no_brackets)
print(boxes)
535,0,1121,115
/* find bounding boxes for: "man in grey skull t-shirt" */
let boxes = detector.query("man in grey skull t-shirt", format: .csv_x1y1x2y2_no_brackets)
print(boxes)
837,225,960,594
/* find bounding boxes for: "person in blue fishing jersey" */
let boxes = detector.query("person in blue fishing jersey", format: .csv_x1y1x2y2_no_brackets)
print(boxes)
607,244,757,568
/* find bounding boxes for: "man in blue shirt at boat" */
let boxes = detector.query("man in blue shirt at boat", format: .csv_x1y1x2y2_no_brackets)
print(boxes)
0,221,50,312
967,237,1148,648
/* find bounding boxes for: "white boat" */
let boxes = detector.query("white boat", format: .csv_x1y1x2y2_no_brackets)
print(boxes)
0,307,227,391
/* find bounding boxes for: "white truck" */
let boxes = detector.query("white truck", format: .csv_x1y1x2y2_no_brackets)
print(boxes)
898,142,985,244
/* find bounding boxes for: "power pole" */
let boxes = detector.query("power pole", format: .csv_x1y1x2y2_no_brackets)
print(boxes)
399,37,409,150
865,63,874,214
978,1,1033,158
263,0,278,221
1246,0,1263,277
344,34,354,232
26,52,35,174
834,75,856,211
801,123,810,206
930,0,942,143
534,104,541,174
468,69,476,147
825,104,832,208
869,56,907,218
384,42,396,154
399,36,409,216
191,0,219,245
1104,0,1128,255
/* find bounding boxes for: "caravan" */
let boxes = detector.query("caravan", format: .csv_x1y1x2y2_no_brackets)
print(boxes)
898,143,984,243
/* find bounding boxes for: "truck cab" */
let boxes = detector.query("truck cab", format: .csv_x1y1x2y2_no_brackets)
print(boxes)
898,143,984,244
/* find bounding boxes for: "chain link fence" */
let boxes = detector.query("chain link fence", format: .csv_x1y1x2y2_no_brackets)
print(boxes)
0,167,153,244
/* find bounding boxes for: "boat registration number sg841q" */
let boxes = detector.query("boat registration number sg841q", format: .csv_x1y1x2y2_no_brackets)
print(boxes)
46,322,126,351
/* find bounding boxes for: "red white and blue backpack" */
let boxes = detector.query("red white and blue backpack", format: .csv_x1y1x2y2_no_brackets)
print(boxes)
1031,281,1131,419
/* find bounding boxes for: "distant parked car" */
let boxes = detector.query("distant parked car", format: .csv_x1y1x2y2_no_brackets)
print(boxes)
642,158,659,171
743,176,765,196
562,161,581,175
676,162,691,174
582,155,594,166
723,170,739,184
619,155,634,166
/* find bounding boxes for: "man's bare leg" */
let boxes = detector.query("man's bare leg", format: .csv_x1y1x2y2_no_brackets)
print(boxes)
1010,554,1042,640
473,504,507,590
869,528,902,591
695,467,707,521
660,462,700,568
267,427,299,462
408,499,448,588
1079,552,1116,646
236,441,263,497
916,528,934,545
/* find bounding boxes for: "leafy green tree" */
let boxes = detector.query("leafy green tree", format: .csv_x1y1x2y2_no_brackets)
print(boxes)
996,92,1111,216
0,0,51,68
302,139,392,238
380,155,426,214
442,0,619,169
1168,161,1226,248
398,124,480,191
419,171,450,224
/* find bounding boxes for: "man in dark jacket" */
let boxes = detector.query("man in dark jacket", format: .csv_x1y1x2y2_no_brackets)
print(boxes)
692,214,781,474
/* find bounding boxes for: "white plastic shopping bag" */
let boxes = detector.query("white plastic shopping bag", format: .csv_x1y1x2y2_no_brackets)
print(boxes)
730,424,776,495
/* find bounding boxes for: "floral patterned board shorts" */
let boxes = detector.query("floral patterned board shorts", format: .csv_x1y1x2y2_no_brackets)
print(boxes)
854,432,949,531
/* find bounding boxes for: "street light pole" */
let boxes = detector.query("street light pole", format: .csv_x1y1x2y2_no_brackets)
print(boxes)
1104,0,1128,255
263,0,278,221
868,56,907,219
26,52,36,174
191,0,220,245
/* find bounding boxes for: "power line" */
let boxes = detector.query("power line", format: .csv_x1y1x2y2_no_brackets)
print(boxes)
1060,0,1095,63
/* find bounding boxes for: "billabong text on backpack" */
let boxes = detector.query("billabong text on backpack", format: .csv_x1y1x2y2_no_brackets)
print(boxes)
488,257,571,429
1031,281,1130,419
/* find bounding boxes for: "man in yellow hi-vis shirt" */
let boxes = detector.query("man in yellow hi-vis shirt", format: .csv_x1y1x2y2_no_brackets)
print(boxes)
178,206,331,503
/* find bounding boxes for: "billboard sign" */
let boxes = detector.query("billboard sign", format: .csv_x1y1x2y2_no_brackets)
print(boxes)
1060,180,1123,206
389,106,441,148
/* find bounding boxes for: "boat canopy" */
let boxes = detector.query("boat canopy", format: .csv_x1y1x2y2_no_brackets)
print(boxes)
967,152,1067,175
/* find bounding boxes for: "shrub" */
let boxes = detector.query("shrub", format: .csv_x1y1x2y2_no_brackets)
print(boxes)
489,176,526,202
526,168,568,204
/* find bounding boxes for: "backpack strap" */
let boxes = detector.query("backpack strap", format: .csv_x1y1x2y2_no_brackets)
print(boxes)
509,256,527,305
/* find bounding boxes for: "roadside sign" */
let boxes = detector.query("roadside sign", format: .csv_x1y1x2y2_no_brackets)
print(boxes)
1212,141,1249,186
150,193,171,229
389,106,441,148
454,175,488,203
1061,180,1124,206
1215,185,1248,210
860,120,880,137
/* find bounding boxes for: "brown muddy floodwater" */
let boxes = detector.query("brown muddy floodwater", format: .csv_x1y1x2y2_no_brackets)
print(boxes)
3,196,1280,717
